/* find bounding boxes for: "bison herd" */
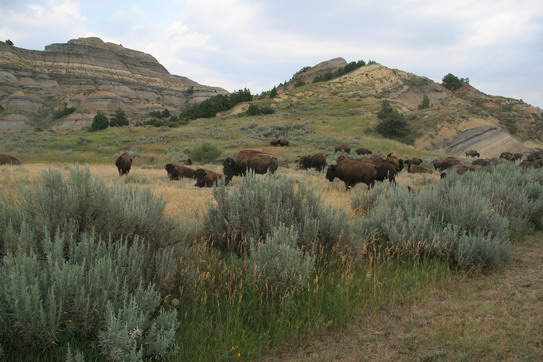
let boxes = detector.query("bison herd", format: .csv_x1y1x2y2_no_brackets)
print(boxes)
107,145,543,190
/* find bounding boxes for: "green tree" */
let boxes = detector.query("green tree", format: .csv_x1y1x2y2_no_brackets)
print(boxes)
270,86,278,98
91,111,109,131
246,104,261,115
375,100,411,140
442,73,465,91
418,94,431,110
109,109,129,127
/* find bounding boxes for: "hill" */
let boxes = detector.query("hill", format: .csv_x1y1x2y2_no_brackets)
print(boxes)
0,37,226,131
1,39,542,158
249,60,543,157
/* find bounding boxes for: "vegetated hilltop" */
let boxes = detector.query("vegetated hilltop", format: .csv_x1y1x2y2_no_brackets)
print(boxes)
251,58,543,157
0,37,226,131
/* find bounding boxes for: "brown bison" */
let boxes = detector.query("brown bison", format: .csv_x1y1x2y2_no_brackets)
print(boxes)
299,153,327,172
326,160,378,190
499,152,516,161
519,160,540,169
336,155,398,183
405,157,423,166
465,150,480,158
179,158,193,165
355,147,372,155
115,152,132,176
164,164,196,180
270,139,289,147
386,153,404,171
432,157,463,172
223,150,279,184
335,145,351,153
194,168,224,187
0,154,21,165
408,164,433,174
471,158,491,167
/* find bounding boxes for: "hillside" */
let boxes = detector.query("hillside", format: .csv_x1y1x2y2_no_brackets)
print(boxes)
1,39,542,158
250,60,543,157
0,37,226,131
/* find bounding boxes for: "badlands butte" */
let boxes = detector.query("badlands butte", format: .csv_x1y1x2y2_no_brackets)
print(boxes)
1,37,542,157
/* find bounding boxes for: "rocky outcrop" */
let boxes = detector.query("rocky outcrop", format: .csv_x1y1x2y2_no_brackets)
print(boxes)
0,38,226,130
282,57,348,90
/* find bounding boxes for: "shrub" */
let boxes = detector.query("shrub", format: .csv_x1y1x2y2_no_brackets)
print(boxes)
109,109,129,127
189,143,222,163
0,233,178,359
0,167,179,255
248,225,315,297
91,111,109,131
354,179,512,271
0,168,180,358
52,106,76,120
203,172,357,258
375,100,411,141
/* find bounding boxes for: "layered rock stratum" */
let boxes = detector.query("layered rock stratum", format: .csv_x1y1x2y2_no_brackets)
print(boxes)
0,37,226,130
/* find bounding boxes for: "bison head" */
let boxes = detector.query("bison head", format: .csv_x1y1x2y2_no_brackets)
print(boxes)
325,165,337,182
164,163,175,174
222,158,236,182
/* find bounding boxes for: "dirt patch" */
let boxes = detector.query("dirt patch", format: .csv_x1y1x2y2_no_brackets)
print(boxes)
260,235,543,361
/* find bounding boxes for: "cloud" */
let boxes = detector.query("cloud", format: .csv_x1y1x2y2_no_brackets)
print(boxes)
0,0,86,50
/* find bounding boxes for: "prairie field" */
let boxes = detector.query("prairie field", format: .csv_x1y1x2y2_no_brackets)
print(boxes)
1,126,542,361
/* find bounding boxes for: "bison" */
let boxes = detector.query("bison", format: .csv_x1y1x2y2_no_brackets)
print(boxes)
408,164,433,174
270,139,289,147
432,157,463,172
472,158,491,167
223,150,278,184
115,152,132,176
326,160,378,190
405,157,423,166
355,147,372,155
164,163,195,180
519,160,540,169
386,153,404,171
0,154,21,166
335,145,351,153
179,158,193,165
465,150,480,158
500,152,516,161
194,168,224,187
299,153,327,172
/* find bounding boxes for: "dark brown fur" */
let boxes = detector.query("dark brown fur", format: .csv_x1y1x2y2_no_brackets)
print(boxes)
0,154,21,165
326,160,378,190
354,147,372,155
194,168,224,187
408,164,433,174
299,153,327,172
115,152,132,176
223,150,278,183
164,163,195,180
334,145,351,153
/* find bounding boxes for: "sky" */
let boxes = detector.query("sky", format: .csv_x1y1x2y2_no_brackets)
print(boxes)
1,0,543,108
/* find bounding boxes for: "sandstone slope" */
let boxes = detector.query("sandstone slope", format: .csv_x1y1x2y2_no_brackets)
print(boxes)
0,37,226,130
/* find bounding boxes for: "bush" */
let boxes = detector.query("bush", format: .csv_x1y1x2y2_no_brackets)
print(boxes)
109,109,129,127
91,111,109,131
0,168,180,358
248,225,315,297
0,167,179,252
52,106,76,120
203,172,357,258
353,179,512,271
189,143,222,164
375,100,411,141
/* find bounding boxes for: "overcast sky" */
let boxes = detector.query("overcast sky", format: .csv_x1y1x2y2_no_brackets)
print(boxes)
2,0,542,108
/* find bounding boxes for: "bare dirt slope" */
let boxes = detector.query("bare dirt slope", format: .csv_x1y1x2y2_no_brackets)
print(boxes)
260,235,543,361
